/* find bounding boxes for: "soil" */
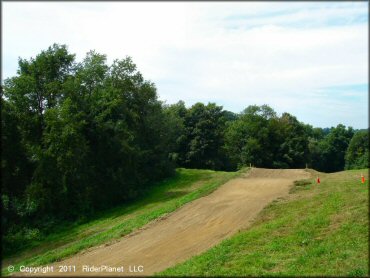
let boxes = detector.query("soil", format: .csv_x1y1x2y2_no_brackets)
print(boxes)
18,168,311,277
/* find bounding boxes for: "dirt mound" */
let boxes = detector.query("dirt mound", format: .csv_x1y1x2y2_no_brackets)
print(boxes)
18,168,311,277
244,168,311,179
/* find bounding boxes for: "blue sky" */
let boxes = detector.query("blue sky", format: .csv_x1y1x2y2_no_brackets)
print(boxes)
2,2,368,129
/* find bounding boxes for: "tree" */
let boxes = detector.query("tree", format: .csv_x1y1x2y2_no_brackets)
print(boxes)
1,96,35,234
345,130,369,169
309,124,354,172
182,103,228,170
272,113,309,168
163,101,187,165
1,45,176,255
225,105,277,168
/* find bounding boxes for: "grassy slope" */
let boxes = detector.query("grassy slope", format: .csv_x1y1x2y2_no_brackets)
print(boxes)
159,169,369,277
2,168,239,276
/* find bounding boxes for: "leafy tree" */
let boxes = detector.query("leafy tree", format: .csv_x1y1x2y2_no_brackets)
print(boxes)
1,97,34,232
345,130,369,169
225,105,277,168
309,124,354,172
182,103,229,170
167,102,236,170
223,110,238,123
76,50,108,98
1,45,176,255
272,113,309,168
163,101,187,164
33,98,90,218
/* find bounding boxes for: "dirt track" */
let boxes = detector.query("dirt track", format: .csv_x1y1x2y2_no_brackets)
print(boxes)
20,168,311,276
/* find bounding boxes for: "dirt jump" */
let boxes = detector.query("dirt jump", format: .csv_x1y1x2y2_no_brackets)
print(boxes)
19,168,311,276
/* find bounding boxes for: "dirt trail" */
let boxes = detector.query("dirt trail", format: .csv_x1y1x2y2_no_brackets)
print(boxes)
20,168,311,277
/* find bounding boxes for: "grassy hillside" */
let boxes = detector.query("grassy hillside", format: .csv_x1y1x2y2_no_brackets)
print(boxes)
159,169,369,277
2,168,239,276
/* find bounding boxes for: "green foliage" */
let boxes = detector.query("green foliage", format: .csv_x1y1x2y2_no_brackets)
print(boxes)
169,102,234,170
309,125,355,172
1,45,176,255
345,130,369,170
273,113,309,168
163,101,187,163
184,103,228,169
224,105,310,169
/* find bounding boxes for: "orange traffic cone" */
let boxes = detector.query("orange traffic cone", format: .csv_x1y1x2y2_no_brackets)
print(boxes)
317,176,320,184
361,173,365,184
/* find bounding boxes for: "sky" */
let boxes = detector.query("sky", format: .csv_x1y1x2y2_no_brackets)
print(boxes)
2,2,368,129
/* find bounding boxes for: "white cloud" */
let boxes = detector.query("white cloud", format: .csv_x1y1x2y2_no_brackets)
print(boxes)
2,2,368,128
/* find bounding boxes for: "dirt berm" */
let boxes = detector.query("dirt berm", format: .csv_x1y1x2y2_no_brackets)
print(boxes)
20,168,311,276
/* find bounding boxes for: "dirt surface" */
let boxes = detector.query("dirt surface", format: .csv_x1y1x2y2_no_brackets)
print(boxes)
18,168,311,277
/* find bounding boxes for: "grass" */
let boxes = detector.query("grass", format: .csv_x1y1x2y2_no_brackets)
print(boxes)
158,169,369,277
2,168,239,276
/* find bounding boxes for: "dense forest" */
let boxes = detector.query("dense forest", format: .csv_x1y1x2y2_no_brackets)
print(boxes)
1,44,368,255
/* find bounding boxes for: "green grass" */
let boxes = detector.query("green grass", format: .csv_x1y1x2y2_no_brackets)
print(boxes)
2,168,239,276
158,169,369,277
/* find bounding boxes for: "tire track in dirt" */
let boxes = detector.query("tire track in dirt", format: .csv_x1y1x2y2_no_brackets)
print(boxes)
19,168,311,277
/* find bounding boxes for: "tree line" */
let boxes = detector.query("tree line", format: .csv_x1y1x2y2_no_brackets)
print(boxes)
166,101,368,172
1,44,368,255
